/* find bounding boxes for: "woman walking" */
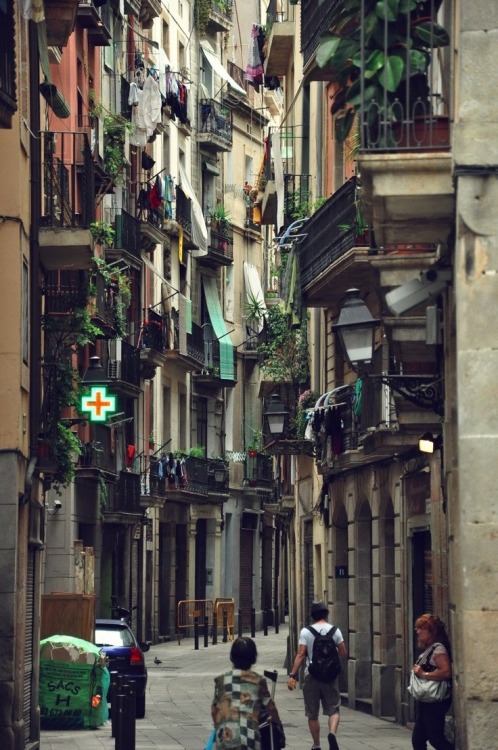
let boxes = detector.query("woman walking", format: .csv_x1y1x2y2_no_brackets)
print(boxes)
411,613,454,750
211,636,282,749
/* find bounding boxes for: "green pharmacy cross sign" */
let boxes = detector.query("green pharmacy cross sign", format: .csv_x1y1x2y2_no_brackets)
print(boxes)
80,386,117,422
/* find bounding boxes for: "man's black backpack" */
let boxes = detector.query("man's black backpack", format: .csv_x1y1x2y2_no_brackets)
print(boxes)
307,625,341,682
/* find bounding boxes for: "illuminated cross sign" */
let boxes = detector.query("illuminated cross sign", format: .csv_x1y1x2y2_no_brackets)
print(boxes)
80,386,117,422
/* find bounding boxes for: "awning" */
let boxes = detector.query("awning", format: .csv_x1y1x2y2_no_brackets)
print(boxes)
202,276,234,380
177,162,208,257
200,41,247,98
243,261,267,333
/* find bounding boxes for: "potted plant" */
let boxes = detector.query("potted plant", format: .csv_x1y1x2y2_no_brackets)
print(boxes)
246,429,262,458
90,221,115,247
316,0,450,143
244,290,267,327
209,203,232,236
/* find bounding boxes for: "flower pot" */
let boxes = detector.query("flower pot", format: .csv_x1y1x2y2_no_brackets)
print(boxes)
391,115,450,151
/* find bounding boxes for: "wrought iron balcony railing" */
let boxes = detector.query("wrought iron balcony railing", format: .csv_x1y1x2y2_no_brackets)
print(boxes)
298,177,369,291
141,454,229,498
244,453,273,488
199,99,233,149
105,470,141,514
77,426,117,475
41,131,95,228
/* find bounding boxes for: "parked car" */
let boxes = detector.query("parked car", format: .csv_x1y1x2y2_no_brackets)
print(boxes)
94,619,150,718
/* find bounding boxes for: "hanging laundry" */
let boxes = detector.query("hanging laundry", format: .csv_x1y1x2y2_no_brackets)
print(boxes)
142,73,162,134
245,24,264,92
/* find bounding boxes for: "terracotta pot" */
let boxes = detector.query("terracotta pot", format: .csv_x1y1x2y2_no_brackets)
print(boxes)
391,115,450,151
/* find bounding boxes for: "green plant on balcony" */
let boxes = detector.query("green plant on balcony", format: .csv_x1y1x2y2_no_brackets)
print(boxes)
258,304,310,385
194,0,212,32
41,282,103,491
90,221,115,247
92,257,131,338
316,0,450,142
285,191,327,221
247,428,262,457
293,389,319,439
89,93,133,183
209,203,232,236
189,445,206,458
244,290,267,326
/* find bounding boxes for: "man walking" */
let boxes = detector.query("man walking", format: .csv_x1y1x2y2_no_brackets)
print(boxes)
287,601,347,750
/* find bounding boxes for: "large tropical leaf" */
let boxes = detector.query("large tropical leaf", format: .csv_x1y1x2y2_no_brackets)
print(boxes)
346,79,380,106
375,0,399,22
412,20,450,48
378,54,405,92
353,49,385,78
335,109,356,143
316,35,342,69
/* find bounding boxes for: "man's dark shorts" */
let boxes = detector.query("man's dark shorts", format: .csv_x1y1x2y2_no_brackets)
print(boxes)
303,674,341,718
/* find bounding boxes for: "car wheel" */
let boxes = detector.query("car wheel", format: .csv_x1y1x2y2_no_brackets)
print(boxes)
136,693,146,719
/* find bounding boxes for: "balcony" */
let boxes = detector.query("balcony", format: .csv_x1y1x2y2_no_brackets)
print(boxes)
76,427,117,478
193,340,238,391
136,183,170,251
90,272,118,337
101,339,141,397
39,131,95,271
138,0,162,29
77,1,111,46
264,1,295,78
301,0,341,81
244,454,273,494
298,177,373,308
198,99,233,153
105,208,142,262
199,224,233,268
137,308,168,378
176,187,198,250
142,454,230,504
44,0,79,47
164,317,206,373
207,0,233,32
104,470,142,516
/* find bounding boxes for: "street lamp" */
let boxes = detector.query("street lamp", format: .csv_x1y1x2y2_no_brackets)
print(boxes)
333,289,444,415
82,355,108,385
332,289,380,366
264,392,288,438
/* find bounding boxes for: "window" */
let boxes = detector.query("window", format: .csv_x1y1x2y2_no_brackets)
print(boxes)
162,20,170,59
0,0,16,128
196,398,208,448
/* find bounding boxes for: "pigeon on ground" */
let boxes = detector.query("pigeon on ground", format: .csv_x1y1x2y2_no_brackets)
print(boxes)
154,656,162,665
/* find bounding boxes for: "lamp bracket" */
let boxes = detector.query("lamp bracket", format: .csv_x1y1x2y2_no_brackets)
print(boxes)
369,374,444,416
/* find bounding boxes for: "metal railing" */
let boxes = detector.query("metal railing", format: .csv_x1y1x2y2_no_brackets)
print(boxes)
105,470,141,514
245,454,273,488
208,224,234,262
176,186,192,235
137,308,167,353
41,131,95,228
199,99,232,147
298,177,368,290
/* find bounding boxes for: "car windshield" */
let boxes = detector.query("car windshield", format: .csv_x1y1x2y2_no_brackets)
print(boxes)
95,627,135,647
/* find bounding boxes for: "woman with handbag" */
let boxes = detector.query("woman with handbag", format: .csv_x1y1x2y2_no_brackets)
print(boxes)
211,637,283,750
410,613,454,750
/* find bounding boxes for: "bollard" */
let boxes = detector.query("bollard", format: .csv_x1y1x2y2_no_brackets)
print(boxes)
114,691,126,750
212,611,218,645
263,609,268,636
251,608,255,638
194,616,199,650
204,615,209,648
110,671,119,738
238,609,243,638
126,681,136,750
275,605,279,634
222,609,228,643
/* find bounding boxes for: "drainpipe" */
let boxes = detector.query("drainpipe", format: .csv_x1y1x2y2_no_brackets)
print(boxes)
29,19,42,462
